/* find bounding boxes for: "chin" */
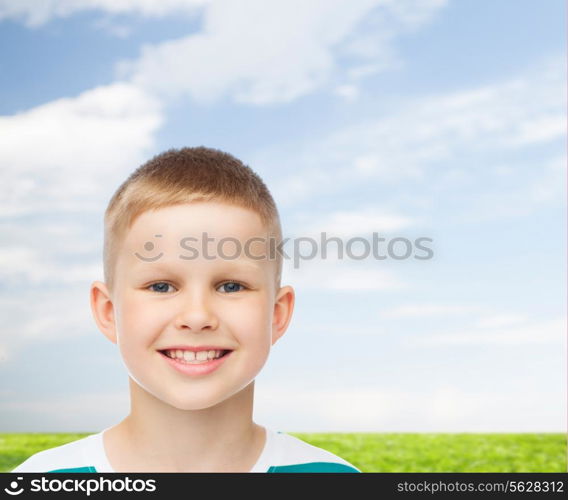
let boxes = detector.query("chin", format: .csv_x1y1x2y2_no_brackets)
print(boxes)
165,391,228,411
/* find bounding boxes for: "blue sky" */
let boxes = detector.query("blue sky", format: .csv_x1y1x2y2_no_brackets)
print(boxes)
0,0,565,433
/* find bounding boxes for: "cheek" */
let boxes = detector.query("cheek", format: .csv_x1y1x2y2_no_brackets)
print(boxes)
115,297,167,349
227,298,273,351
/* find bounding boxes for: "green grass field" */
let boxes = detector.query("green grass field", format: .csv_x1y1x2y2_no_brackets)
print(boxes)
1,433,565,472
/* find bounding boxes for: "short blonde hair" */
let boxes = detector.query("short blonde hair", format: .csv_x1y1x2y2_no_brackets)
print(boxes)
103,146,282,293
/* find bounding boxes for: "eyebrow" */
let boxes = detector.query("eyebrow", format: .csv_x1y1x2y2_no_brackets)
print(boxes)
131,258,262,273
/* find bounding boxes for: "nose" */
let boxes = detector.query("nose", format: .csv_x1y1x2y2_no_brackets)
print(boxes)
174,290,219,332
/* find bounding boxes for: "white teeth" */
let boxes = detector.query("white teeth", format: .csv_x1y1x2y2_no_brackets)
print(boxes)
164,349,225,364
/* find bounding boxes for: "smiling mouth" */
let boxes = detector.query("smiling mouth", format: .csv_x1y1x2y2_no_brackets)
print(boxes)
158,349,232,365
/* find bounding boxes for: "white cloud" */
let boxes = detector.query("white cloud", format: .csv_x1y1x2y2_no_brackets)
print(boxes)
270,167,340,207
325,267,403,291
336,0,447,69
21,304,91,340
461,154,566,220
0,0,448,108
282,257,404,292
255,383,565,432
347,62,387,80
382,303,481,318
509,113,566,146
0,82,161,170
0,247,38,278
0,286,98,374
0,285,96,346
0,0,208,27
475,313,528,329
381,305,563,346
333,84,360,101
117,0,447,104
268,56,566,219
293,322,389,337
406,317,566,347
0,247,102,285
337,61,563,173
0,343,8,363
1,390,129,432
301,208,415,237
0,82,163,217
0,82,162,358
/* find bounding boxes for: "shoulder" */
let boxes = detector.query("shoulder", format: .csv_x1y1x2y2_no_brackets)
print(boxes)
267,431,360,473
11,434,99,473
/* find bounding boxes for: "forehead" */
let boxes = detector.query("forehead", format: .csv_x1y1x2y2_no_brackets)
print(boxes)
127,202,267,241
118,201,272,271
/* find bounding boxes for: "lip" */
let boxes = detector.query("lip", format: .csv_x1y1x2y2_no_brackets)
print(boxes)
158,349,232,377
158,345,232,352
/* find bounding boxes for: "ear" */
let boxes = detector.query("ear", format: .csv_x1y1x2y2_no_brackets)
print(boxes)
271,285,295,346
90,280,118,344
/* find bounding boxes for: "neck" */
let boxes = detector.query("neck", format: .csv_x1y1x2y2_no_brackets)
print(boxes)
107,378,264,472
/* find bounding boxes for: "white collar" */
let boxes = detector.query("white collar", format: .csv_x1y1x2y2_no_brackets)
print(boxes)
248,426,276,473
87,426,115,472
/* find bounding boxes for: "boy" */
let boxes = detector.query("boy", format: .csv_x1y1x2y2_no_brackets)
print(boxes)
12,147,359,473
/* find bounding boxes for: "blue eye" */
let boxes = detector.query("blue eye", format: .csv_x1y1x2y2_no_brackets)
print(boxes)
218,282,245,293
148,282,175,293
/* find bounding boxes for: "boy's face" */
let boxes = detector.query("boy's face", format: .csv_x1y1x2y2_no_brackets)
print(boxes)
93,202,293,410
